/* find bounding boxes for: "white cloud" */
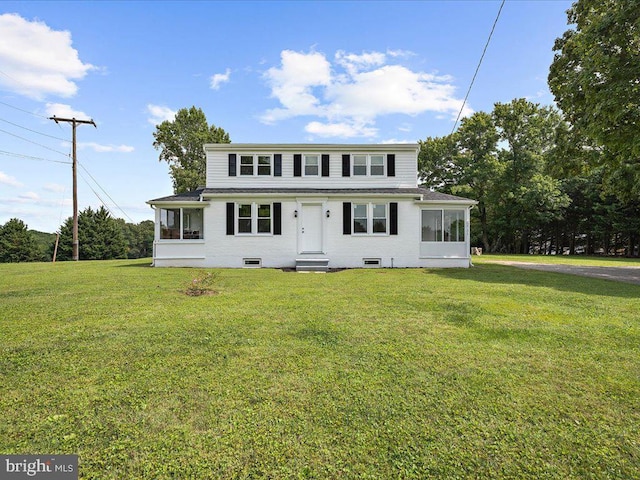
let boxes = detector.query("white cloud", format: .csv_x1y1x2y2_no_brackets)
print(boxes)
0,13,95,100
46,103,90,120
380,138,417,144
0,171,23,187
261,50,332,124
18,191,40,202
44,183,66,193
305,121,377,138
147,104,176,126
260,49,472,138
78,142,134,153
210,68,231,90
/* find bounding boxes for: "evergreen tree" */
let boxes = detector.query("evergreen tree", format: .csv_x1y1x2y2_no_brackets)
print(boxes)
0,218,42,262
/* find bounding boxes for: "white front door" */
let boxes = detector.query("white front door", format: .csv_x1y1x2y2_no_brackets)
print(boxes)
300,204,323,253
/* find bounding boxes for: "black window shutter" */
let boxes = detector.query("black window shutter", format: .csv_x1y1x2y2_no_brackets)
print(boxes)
228,154,236,177
321,154,330,177
226,202,234,235
273,202,282,235
343,202,352,235
274,154,282,177
390,202,398,235
342,154,350,177
294,154,302,177
387,154,395,177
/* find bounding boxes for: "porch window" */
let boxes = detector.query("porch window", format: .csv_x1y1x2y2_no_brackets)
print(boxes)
160,208,204,240
422,209,465,242
160,208,180,239
183,208,203,239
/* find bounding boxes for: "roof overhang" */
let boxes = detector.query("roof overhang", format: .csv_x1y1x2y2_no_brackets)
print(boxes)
203,143,419,154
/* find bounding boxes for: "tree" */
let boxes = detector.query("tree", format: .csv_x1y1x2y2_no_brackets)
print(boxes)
549,0,640,195
120,220,154,259
492,99,569,253
56,206,127,261
0,218,42,262
153,106,231,193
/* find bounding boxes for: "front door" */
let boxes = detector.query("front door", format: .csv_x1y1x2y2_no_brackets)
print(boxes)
300,204,323,253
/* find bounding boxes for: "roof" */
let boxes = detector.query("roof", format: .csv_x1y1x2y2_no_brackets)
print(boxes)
203,143,419,153
147,188,205,203
148,187,476,204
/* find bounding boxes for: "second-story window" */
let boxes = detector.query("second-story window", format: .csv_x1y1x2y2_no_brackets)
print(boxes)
353,154,385,176
304,154,319,176
240,155,272,176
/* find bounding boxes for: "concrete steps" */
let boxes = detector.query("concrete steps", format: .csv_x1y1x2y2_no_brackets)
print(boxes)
295,258,329,272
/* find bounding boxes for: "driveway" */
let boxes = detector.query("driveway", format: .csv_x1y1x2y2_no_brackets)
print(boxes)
488,261,640,286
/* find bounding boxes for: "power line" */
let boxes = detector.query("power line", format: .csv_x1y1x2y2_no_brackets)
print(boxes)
0,127,71,157
78,161,135,222
0,149,72,164
78,170,114,217
0,99,49,119
0,117,70,142
451,0,506,134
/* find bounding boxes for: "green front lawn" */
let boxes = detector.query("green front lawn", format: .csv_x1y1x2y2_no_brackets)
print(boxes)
1,259,639,478
474,253,640,267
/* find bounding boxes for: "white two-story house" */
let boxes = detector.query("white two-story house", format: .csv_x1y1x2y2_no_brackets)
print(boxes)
147,143,476,270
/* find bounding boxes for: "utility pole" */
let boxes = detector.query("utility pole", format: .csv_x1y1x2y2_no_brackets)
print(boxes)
49,116,97,261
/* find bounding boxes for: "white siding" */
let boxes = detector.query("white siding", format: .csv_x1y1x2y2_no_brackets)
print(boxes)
206,150,417,189
158,197,472,269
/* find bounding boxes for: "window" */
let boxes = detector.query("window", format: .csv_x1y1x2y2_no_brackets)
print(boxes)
444,210,465,242
257,204,271,233
236,203,272,235
370,155,385,176
160,208,204,240
352,154,386,176
421,209,465,242
304,154,319,176
183,208,203,239
239,154,271,176
238,204,252,233
353,204,367,233
353,155,367,176
353,203,387,235
258,155,271,176
240,155,254,175
160,208,180,239
372,204,387,233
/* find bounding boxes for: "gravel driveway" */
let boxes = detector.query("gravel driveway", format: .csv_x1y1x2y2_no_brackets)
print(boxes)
489,261,640,286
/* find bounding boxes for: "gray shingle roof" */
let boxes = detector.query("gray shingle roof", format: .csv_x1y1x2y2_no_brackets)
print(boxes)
148,187,474,203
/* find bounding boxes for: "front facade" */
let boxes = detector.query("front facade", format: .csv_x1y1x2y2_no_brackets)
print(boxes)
148,144,476,269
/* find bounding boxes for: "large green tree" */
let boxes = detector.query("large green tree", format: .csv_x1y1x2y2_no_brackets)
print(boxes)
56,207,127,261
549,0,640,195
153,106,231,193
0,218,42,262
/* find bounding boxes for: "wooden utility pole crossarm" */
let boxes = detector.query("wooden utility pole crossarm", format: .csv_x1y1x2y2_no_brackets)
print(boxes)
49,116,97,261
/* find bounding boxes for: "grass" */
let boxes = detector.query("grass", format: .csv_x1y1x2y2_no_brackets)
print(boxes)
474,253,640,267
1,259,639,479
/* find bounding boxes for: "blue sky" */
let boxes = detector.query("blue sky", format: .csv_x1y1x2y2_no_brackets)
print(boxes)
0,0,572,233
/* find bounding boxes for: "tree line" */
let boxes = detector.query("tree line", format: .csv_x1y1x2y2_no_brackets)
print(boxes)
0,208,154,263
